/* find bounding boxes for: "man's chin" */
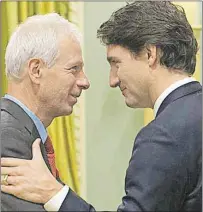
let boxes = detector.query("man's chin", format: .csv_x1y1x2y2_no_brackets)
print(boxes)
125,99,140,109
126,102,137,108
64,107,73,116
54,107,73,117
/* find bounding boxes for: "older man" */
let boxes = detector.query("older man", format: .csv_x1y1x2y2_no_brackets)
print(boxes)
1,13,89,211
1,1,202,211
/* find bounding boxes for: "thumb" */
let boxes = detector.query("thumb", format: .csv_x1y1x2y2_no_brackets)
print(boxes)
32,138,43,160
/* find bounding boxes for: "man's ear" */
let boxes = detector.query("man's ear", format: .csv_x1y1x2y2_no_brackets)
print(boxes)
27,58,45,84
146,45,157,67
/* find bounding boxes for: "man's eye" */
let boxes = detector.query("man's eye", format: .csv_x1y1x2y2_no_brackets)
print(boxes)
111,61,120,68
67,66,81,72
72,66,79,70
112,63,119,69
112,60,117,64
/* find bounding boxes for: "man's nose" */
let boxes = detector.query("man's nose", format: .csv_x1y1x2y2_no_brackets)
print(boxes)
109,70,120,88
77,72,90,90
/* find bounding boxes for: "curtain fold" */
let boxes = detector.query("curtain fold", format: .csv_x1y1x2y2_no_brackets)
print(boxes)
1,2,9,97
1,1,80,194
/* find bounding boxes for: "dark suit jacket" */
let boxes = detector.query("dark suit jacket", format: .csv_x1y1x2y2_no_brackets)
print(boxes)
1,98,54,211
59,81,202,211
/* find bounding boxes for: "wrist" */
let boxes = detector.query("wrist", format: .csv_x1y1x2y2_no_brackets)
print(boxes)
42,180,63,204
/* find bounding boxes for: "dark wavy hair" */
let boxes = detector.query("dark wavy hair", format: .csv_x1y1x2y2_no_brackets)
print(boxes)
97,1,198,74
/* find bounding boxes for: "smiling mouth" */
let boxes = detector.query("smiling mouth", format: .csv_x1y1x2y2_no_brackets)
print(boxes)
69,95,78,105
121,88,127,96
71,93,81,98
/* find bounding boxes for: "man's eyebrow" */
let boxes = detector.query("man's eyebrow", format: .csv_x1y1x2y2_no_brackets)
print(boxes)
107,56,121,63
77,61,84,67
66,61,84,67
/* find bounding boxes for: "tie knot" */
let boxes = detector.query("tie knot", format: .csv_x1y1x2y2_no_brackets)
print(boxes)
45,136,54,154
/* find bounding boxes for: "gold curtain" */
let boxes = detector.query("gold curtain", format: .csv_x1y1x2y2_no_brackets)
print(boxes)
0,1,80,194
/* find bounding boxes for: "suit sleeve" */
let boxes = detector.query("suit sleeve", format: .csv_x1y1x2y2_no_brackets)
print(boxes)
117,124,188,211
59,123,188,211
1,126,46,211
59,189,95,211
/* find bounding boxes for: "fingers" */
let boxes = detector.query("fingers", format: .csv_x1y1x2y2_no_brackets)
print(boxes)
1,157,26,167
1,184,17,195
6,175,23,186
1,167,23,186
1,176,26,196
1,167,20,176
1,174,9,185
32,138,43,160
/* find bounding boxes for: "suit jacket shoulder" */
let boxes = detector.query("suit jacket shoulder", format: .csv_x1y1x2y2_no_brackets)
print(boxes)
1,98,49,211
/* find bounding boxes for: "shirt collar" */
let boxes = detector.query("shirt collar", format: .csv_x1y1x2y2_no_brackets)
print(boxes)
154,77,196,117
4,94,47,143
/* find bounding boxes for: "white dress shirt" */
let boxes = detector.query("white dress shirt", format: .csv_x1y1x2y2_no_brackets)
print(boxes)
44,185,69,211
44,77,197,211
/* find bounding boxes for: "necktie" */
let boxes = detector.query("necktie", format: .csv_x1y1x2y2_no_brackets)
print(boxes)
44,136,59,178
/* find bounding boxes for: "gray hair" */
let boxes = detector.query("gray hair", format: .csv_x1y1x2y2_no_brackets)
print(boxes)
5,13,82,80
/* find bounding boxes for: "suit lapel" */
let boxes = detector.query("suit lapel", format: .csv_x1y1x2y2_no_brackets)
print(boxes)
1,98,52,173
156,81,202,117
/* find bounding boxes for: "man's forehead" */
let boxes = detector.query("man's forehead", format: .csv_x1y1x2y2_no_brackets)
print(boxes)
107,44,136,62
107,45,129,61
57,49,83,66
107,45,120,58
65,56,84,66
59,36,82,52
58,36,83,65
